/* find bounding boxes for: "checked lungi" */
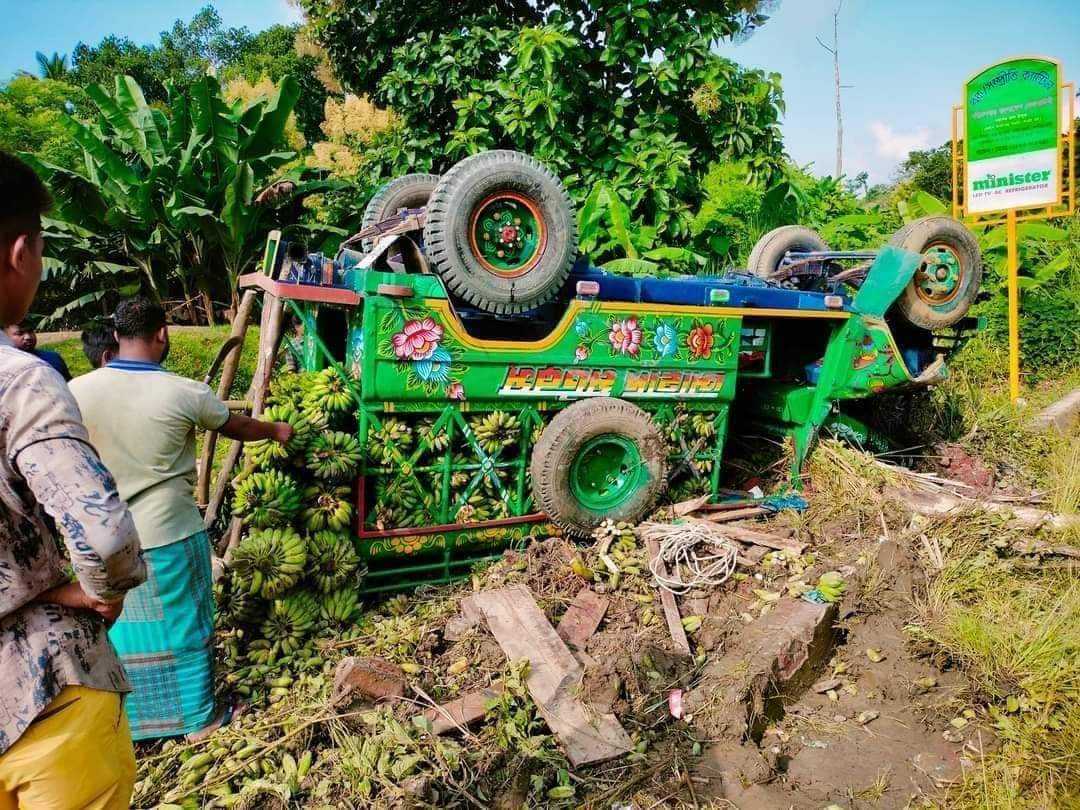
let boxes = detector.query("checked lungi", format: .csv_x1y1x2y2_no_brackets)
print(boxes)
108,530,216,740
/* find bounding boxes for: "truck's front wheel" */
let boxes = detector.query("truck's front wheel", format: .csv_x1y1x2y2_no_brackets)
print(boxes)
530,399,667,537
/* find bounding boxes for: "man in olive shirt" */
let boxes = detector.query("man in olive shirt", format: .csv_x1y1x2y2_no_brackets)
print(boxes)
70,297,293,740
0,151,146,808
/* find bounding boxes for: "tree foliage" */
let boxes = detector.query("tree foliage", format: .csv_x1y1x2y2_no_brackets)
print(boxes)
298,0,786,242
0,77,88,169
897,142,952,202
27,73,312,324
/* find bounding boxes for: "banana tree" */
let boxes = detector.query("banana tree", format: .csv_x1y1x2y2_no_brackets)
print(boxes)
28,72,306,324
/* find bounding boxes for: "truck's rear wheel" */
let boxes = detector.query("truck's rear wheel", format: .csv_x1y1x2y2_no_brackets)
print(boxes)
361,173,440,252
747,226,829,286
424,151,576,314
890,217,981,330
531,399,666,537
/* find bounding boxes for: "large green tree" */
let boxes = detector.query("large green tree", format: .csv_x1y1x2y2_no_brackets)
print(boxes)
298,0,785,242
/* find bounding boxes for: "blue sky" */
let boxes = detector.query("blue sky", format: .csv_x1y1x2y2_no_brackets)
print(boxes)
3,0,1079,184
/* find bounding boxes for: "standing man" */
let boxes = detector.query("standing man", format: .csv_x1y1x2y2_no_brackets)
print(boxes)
0,151,146,807
70,298,294,741
3,319,71,380
80,322,119,369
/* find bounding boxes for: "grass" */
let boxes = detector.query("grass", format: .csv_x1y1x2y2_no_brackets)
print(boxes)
899,344,1080,809
910,534,1080,809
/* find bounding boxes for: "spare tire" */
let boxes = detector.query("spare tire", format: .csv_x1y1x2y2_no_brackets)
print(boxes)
531,398,667,537
361,173,440,252
423,151,576,315
747,226,829,284
890,216,982,330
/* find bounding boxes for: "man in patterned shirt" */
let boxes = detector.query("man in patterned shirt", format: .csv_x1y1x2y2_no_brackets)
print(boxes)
0,151,147,808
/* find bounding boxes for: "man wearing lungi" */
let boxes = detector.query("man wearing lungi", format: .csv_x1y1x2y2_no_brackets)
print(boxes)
71,297,294,740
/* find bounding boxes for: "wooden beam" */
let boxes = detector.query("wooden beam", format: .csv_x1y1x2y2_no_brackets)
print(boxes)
467,586,633,767
645,538,691,656
197,289,257,507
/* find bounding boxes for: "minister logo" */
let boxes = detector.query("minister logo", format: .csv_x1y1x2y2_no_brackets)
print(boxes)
972,169,1053,192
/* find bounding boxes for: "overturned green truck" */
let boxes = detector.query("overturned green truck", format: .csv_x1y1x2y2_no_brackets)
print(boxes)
236,150,982,591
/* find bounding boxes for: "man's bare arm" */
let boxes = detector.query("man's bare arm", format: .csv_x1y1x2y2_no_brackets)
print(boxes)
217,413,294,444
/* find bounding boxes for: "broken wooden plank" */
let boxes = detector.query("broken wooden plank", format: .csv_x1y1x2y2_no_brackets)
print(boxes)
422,687,503,735
715,524,806,554
645,538,692,657
556,588,609,650
700,506,768,523
467,586,633,766
672,493,711,517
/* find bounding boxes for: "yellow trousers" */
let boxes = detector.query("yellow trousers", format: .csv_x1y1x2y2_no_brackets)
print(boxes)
0,686,136,810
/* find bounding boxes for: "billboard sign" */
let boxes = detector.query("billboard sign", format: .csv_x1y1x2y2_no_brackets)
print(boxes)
964,57,1061,214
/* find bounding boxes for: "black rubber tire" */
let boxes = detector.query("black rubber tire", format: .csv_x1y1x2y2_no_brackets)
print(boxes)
361,173,440,252
890,216,982,330
530,399,667,538
423,150,576,315
747,226,829,281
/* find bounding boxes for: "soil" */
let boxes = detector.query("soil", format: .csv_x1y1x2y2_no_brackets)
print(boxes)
687,531,996,809
356,490,996,808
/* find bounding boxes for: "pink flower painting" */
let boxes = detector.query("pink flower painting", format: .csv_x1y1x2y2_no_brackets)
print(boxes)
392,318,443,361
608,317,642,356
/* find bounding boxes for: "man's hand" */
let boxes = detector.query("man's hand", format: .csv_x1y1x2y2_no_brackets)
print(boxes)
36,582,126,626
270,421,295,445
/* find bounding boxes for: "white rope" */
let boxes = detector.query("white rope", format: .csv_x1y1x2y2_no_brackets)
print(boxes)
639,520,739,595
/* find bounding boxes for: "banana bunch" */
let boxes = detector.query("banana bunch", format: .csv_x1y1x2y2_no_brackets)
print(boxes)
303,368,355,414
232,470,302,528
246,637,281,666
320,587,360,624
261,589,321,655
230,527,308,598
454,491,491,524
308,530,361,592
267,372,311,410
470,410,520,455
306,430,363,482
816,571,846,603
215,579,265,626
690,413,717,439
369,417,413,466
302,483,353,532
417,418,450,453
244,404,314,468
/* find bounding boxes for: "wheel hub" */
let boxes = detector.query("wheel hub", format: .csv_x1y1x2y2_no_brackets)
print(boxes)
914,244,963,305
569,434,644,512
468,192,545,277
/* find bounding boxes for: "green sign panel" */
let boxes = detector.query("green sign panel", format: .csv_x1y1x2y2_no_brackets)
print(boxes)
964,57,1061,214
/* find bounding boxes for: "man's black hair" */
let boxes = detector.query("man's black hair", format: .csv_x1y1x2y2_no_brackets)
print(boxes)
81,323,119,368
0,151,51,245
113,297,167,340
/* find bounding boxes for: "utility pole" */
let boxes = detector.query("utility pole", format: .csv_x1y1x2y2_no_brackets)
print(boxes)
817,2,844,178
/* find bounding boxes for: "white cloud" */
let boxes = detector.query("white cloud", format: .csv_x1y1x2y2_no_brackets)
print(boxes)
869,121,931,160
279,0,305,24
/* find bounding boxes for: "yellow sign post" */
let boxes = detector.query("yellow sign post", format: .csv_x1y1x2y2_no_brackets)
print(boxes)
952,56,1075,403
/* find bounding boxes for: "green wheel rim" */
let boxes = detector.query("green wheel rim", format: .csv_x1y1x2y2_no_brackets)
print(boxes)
468,192,545,277
569,434,646,512
915,244,963,306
